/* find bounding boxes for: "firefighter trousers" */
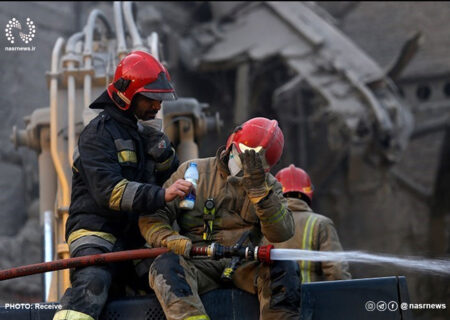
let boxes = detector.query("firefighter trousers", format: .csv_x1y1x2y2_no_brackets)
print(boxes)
149,252,301,320
53,246,152,320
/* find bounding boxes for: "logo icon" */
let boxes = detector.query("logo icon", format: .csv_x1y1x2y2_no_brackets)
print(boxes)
401,302,408,310
365,301,376,312
388,301,398,311
377,301,387,311
5,18,36,44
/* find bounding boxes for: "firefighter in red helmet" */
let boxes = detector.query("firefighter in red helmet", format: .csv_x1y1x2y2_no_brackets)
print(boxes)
54,51,193,320
264,164,351,283
139,117,301,320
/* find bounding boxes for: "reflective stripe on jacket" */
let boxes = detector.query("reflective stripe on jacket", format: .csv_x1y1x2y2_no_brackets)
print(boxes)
264,197,351,282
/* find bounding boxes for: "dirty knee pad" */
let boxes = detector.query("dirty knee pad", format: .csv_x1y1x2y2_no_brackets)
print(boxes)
269,260,301,313
60,266,112,318
149,252,193,297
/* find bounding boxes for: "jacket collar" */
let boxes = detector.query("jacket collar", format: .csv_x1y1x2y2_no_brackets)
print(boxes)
103,104,138,129
286,197,312,212
90,90,138,129
216,145,230,178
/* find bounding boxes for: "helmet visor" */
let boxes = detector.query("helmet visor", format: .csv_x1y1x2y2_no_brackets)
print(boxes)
140,91,177,101
141,71,177,101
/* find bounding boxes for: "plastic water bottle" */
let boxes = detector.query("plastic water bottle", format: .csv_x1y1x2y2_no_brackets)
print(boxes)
179,162,198,210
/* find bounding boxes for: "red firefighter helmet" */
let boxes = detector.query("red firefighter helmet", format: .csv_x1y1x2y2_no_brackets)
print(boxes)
275,164,314,203
226,117,284,171
107,50,176,110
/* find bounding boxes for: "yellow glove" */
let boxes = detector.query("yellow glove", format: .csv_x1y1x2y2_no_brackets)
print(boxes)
163,234,192,258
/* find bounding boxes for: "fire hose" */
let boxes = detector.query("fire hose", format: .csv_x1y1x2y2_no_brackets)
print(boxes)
0,243,274,281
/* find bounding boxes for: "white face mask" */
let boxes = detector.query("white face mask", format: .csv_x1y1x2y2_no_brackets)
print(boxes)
228,145,243,176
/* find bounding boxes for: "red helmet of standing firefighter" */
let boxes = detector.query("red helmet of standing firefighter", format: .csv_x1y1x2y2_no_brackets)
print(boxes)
226,117,284,175
107,50,177,110
275,164,314,204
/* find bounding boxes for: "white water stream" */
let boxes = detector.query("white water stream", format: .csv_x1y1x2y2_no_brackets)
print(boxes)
270,249,450,276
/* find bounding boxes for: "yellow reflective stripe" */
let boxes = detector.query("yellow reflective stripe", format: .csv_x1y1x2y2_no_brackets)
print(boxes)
301,215,318,283
185,315,210,320
155,147,175,171
109,179,128,211
306,217,318,283
222,267,233,278
67,229,117,246
53,309,94,320
117,150,137,163
144,222,172,240
260,205,287,225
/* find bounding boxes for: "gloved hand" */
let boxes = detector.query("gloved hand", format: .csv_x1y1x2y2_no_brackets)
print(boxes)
163,233,192,258
239,150,272,204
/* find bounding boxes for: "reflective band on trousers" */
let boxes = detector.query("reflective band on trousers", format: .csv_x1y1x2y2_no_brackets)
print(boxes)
185,315,210,320
53,309,94,320
68,235,116,256
301,215,318,283
67,229,117,247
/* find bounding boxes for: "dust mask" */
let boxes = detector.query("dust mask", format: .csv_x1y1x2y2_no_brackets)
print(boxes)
228,145,243,176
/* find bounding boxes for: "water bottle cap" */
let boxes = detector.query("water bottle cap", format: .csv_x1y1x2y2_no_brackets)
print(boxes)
190,162,197,167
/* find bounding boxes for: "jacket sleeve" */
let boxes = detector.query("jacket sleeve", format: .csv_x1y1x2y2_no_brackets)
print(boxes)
155,147,180,186
318,218,352,280
138,123,180,186
139,161,188,246
254,174,295,243
78,125,165,215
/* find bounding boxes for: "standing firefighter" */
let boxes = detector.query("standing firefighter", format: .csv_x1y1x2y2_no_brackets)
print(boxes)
268,165,351,283
139,117,301,320
53,51,193,320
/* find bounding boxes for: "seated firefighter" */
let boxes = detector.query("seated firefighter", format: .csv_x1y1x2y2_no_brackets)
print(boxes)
53,51,193,320
139,117,302,320
264,165,351,283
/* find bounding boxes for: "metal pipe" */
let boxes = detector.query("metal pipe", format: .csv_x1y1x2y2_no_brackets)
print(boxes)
83,9,112,109
148,31,159,60
50,37,72,294
65,33,84,166
177,118,198,162
114,1,127,59
50,37,70,208
83,9,112,57
146,31,164,126
38,127,57,301
43,210,54,302
123,1,146,51
66,31,84,53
